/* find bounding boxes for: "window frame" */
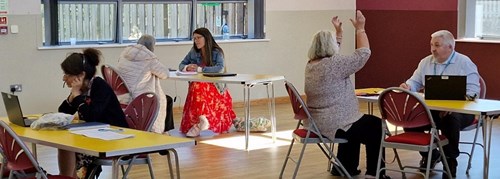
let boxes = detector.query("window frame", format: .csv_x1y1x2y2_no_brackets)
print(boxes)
42,0,264,46
459,0,500,40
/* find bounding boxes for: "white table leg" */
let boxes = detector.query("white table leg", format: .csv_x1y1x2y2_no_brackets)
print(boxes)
266,82,277,142
31,143,37,160
112,158,119,179
244,84,252,151
482,114,493,179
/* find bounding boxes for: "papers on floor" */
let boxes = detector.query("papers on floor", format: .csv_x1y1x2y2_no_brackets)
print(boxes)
70,127,134,140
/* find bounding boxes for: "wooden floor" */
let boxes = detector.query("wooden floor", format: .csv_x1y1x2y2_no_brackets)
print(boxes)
35,102,500,179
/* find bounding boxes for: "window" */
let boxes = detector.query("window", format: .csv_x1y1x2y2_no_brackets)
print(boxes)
196,2,247,39
121,3,191,42
462,0,500,39
41,0,264,46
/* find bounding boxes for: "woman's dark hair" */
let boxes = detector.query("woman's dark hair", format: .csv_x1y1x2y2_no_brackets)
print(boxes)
192,27,224,67
61,48,101,80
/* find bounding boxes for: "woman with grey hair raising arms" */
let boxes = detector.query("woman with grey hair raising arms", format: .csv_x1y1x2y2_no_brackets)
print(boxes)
304,11,390,179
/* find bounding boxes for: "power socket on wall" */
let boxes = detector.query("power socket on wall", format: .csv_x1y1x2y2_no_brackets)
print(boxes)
10,84,22,93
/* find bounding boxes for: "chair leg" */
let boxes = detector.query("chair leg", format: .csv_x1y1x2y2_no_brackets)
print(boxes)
460,123,485,175
466,127,480,174
279,139,295,178
122,155,138,179
165,149,180,179
292,141,309,178
330,154,352,179
146,155,155,179
392,149,407,179
424,150,433,179
327,143,333,172
375,145,384,179
437,144,453,179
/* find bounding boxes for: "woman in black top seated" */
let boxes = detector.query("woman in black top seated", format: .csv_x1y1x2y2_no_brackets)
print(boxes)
58,48,128,178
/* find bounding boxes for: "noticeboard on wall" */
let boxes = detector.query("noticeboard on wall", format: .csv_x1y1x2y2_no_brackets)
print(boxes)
0,0,7,14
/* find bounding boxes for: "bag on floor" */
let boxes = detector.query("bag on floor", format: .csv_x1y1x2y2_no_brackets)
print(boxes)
233,117,271,132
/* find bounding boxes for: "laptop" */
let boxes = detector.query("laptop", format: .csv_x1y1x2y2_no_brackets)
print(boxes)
1,92,37,127
203,73,237,77
424,75,467,100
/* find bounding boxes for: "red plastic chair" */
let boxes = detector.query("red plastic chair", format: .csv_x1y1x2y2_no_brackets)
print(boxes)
90,92,180,179
0,120,75,179
101,64,131,109
459,75,486,174
279,81,351,179
90,92,161,178
376,87,452,179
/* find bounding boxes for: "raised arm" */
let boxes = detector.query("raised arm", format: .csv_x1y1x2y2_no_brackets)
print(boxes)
332,16,343,46
350,10,369,49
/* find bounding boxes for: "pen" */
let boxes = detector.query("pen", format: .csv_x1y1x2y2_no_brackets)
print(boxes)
98,128,124,132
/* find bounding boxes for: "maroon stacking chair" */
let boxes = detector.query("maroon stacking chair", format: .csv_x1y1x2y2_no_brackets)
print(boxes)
0,120,75,179
88,92,177,179
459,75,486,174
279,81,351,179
376,87,452,179
101,64,131,109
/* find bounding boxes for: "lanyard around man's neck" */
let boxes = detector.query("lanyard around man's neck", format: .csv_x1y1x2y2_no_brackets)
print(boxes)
434,51,456,75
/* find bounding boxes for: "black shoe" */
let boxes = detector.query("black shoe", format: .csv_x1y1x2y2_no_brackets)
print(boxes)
330,164,361,176
419,152,441,172
442,158,457,179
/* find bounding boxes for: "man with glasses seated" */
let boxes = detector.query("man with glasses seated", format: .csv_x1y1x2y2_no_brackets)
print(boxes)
400,30,480,179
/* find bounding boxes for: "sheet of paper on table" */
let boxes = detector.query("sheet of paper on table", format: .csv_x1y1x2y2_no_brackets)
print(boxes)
70,128,134,140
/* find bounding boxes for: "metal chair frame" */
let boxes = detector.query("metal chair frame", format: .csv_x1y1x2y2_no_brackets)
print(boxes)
459,75,486,174
0,120,74,179
376,87,452,179
279,81,351,179
89,92,180,179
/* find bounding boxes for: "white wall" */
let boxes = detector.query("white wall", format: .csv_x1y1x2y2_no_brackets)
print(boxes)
0,0,355,116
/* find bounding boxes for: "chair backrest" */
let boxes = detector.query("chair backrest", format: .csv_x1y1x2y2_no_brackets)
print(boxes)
284,81,308,120
124,92,160,131
101,64,130,95
0,121,48,179
479,75,486,99
378,87,436,129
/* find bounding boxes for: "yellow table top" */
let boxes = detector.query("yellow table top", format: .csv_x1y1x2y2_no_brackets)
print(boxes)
356,91,500,116
1,118,195,158
355,88,385,96
424,99,500,115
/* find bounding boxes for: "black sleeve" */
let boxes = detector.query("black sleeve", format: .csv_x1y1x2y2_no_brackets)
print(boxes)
58,95,84,115
77,78,128,127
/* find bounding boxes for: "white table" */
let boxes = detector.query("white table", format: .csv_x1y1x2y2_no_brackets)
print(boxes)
168,73,285,150
358,95,500,179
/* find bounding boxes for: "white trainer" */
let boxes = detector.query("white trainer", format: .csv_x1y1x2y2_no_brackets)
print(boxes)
199,115,210,130
186,125,201,137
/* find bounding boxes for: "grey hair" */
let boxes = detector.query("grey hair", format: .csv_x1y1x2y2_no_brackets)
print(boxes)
431,30,455,49
307,30,339,60
137,34,156,52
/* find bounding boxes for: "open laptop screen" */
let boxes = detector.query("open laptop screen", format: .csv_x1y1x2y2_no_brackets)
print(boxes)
424,75,466,100
1,92,33,127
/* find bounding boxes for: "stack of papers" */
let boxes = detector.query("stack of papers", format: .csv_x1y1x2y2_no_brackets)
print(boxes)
176,71,197,75
70,128,134,140
64,122,110,131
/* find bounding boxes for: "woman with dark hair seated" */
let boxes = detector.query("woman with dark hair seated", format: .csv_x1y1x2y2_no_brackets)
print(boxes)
58,48,128,178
